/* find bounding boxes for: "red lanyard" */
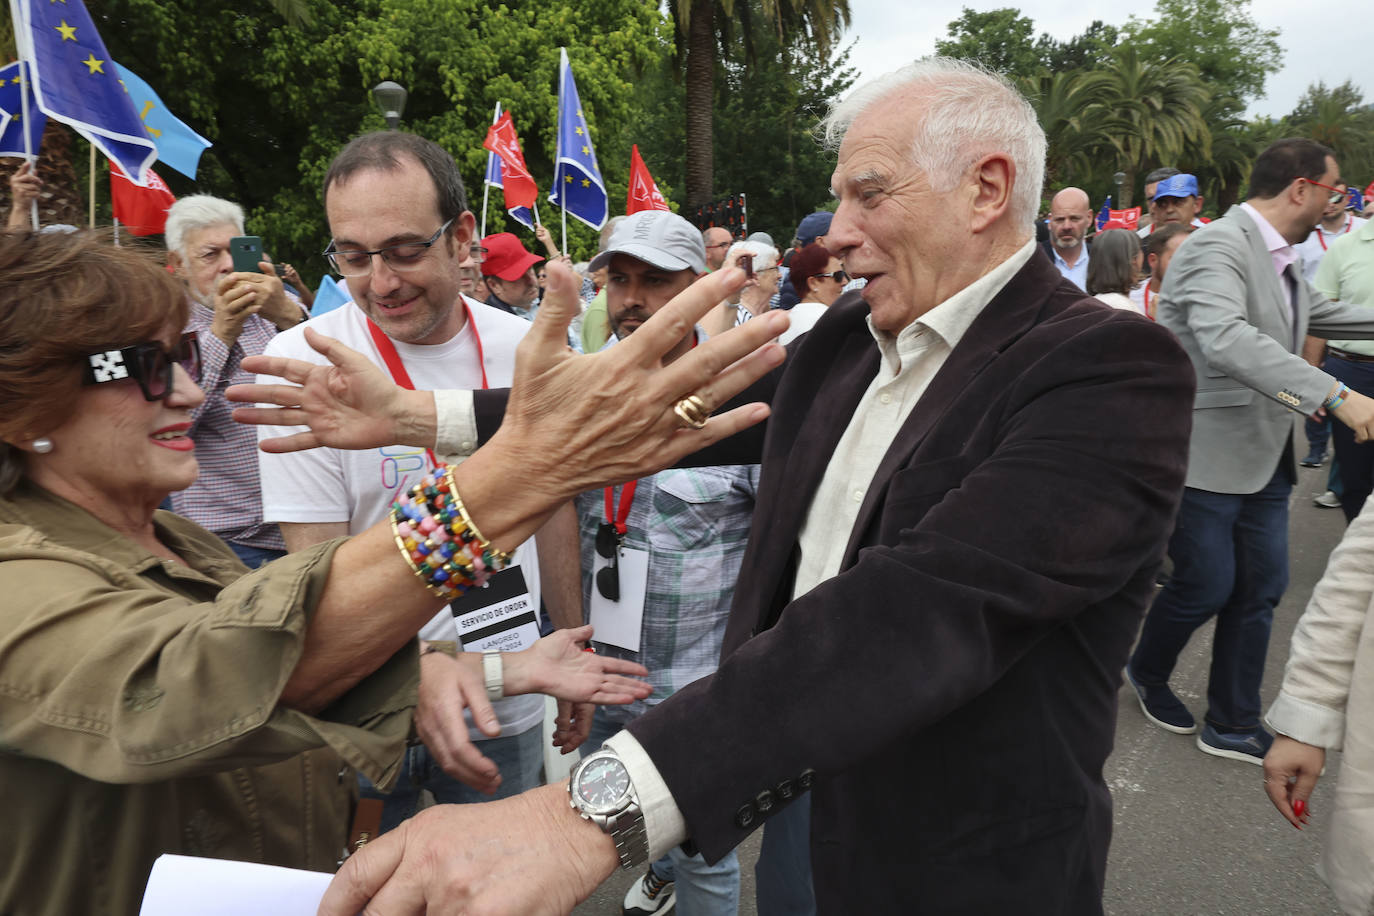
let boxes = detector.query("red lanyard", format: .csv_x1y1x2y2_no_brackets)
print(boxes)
600,331,697,529
604,481,638,535
1318,217,1353,251
599,331,698,532
366,301,487,468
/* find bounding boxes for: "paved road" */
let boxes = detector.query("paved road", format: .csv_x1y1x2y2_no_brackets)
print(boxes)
577,461,1353,915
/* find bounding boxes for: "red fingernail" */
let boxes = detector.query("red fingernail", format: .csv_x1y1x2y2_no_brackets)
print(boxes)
583,646,595,653
1293,799,1307,819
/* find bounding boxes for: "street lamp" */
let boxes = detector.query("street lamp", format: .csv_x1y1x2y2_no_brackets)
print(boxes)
372,81,407,130
1113,170,1126,206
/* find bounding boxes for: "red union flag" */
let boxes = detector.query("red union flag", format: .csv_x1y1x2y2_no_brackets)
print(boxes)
482,111,538,210
627,144,669,214
109,161,175,236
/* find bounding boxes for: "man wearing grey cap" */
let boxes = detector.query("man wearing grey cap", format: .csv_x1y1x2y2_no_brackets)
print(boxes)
577,209,758,916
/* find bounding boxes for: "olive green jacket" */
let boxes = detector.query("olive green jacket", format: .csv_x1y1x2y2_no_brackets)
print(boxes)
0,481,419,916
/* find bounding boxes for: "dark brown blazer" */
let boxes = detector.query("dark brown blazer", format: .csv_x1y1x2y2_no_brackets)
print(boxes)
476,250,1194,913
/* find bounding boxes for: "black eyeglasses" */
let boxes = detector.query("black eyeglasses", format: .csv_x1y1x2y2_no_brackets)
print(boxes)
816,270,848,283
323,218,455,277
594,522,621,601
82,332,201,402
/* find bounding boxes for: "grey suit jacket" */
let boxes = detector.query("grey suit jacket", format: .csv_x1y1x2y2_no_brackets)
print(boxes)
1157,205,1374,494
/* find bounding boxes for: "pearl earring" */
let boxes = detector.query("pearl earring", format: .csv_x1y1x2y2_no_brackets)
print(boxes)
31,438,53,454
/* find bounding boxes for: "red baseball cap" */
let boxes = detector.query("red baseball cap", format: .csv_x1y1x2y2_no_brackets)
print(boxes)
480,233,543,281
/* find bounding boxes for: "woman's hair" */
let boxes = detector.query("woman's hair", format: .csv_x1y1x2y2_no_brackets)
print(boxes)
0,231,186,494
723,239,779,272
1086,229,1141,297
788,243,833,298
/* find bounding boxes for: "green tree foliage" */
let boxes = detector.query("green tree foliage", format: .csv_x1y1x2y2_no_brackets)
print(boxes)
1285,81,1374,185
664,0,850,208
935,1,1287,215
86,0,662,269
1123,0,1282,106
934,8,1041,80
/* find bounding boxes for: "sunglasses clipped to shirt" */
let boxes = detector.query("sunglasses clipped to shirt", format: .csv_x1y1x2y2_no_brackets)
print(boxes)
81,331,202,402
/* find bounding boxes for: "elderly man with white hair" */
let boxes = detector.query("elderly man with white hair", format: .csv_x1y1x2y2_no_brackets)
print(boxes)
314,57,1194,914
166,195,306,567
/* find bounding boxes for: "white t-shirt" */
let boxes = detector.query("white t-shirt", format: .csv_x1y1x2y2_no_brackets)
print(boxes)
1295,215,1368,283
257,299,544,738
779,300,827,346
1097,290,1145,315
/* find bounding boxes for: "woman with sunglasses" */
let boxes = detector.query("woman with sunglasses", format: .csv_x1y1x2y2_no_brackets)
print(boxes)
779,242,847,345
0,231,781,916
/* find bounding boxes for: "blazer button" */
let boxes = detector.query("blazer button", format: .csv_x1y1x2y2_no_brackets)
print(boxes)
775,778,796,801
754,790,776,815
798,768,816,790
734,804,757,829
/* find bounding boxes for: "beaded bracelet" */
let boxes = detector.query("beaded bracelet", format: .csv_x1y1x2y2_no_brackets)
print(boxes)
389,465,510,601
1326,383,1351,411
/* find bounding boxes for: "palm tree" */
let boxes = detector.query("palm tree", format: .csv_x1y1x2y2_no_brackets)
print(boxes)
1102,47,1209,208
1021,69,1122,188
1190,96,1257,212
667,0,850,208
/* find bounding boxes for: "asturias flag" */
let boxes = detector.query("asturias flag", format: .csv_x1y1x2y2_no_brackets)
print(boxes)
110,161,175,235
112,62,211,180
16,0,157,184
549,47,607,230
627,144,669,215
0,61,47,158
483,110,538,210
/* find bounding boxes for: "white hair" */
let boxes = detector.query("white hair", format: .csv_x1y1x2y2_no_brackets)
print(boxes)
164,195,245,257
820,57,1046,228
723,239,779,272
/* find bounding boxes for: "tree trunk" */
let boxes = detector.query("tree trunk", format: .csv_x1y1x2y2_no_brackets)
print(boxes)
0,123,84,228
1118,166,1136,210
684,0,714,209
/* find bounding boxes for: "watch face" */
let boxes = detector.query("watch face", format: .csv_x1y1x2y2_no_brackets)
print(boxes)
575,755,630,812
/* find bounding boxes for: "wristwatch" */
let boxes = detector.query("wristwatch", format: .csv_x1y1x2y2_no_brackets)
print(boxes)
568,749,649,870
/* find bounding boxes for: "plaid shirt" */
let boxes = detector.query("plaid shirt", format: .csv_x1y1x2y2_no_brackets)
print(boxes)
577,465,759,725
169,300,289,549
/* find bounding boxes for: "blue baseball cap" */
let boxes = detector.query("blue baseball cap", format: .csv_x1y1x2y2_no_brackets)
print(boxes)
1152,173,1199,201
795,211,833,246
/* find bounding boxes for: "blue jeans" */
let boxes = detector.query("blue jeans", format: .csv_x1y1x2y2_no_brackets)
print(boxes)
755,792,816,916
360,724,544,834
228,542,286,569
586,711,740,916
1128,467,1292,731
1326,355,1374,521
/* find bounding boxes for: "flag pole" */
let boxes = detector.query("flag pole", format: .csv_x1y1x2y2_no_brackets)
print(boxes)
113,216,120,246
557,48,567,254
88,143,96,229
11,10,38,229
481,102,500,238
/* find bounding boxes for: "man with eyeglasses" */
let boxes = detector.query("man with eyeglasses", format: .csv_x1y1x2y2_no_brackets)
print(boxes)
1127,138,1374,765
577,210,758,916
702,226,733,272
255,131,583,831
165,194,307,569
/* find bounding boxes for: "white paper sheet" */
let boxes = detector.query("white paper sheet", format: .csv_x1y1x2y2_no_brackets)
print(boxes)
139,854,333,916
588,547,649,652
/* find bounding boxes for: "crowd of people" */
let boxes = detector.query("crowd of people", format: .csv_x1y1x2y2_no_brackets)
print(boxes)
3,53,1374,916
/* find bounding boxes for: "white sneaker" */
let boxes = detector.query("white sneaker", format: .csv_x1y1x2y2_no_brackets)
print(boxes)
1314,490,1341,508
623,867,675,915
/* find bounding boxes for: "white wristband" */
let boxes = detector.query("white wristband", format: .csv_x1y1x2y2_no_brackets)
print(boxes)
482,650,504,702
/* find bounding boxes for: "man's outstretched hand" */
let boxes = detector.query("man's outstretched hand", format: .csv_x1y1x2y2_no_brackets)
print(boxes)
317,783,620,915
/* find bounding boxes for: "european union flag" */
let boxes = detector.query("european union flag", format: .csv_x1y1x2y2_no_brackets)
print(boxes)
1095,197,1111,231
17,0,156,184
0,62,48,158
112,62,211,180
484,104,535,230
548,48,607,231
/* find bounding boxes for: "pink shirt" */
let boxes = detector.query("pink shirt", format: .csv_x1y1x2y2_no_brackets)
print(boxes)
1240,202,1299,299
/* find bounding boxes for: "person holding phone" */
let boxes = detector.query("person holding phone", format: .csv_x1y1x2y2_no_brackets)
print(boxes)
165,195,308,568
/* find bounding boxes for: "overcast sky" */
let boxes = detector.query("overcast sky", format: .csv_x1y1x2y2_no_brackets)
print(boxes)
839,0,1372,119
